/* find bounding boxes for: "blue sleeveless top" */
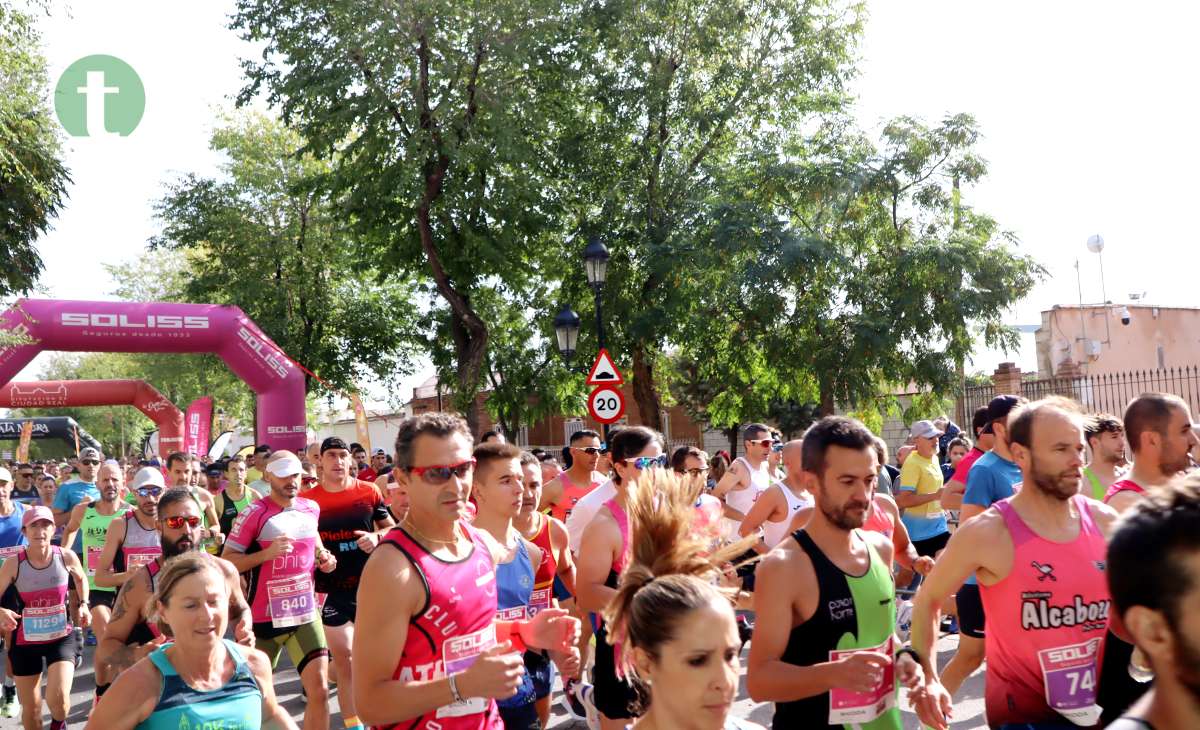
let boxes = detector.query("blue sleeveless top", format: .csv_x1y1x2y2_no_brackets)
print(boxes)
495,537,536,709
137,638,262,730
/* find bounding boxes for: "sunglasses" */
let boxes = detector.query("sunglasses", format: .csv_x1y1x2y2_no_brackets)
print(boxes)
136,486,163,498
771,443,784,453
748,439,773,448
571,446,603,455
162,515,202,529
408,459,476,485
624,455,669,470
80,460,100,466
18,473,32,478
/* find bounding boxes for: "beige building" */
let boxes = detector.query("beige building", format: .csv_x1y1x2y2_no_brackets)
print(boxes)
1035,304,1200,378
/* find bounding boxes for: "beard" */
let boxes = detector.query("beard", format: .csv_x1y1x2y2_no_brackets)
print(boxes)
1161,446,1192,476
162,532,196,558
818,491,869,531
1030,456,1080,501
1173,625,1200,703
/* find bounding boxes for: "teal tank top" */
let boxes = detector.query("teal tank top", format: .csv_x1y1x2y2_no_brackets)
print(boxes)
138,639,262,730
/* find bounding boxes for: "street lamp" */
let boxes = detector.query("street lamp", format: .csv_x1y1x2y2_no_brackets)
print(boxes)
554,306,581,363
583,235,609,290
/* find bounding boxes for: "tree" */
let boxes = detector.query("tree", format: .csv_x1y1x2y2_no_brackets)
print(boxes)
0,2,69,297
149,111,422,396
231,0,576,432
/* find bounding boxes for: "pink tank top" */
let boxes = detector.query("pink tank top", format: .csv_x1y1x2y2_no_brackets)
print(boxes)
979,495,1111,726
603,498,630,574
863,496,894,538
378,521,502,730
1103,478,1144,504
14,546,71,645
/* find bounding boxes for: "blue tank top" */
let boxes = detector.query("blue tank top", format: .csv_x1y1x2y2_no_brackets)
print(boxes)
495,537,536,709
137,639,261,730
0,503,28,553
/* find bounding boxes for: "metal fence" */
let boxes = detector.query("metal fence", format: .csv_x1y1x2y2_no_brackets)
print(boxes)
963,366,1200,420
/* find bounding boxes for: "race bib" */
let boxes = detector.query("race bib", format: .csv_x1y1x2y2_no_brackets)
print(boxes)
1037,638,1102,726
22,604,69,643
125,546,161,571
0,545,23,561
527,587,552,618
828,637,895,725
267,573,317,629
437,624,496,719
85,546,103,577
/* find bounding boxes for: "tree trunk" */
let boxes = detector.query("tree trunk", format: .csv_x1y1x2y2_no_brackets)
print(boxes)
726,425,739,458
819,379,836,417
630,343,663,432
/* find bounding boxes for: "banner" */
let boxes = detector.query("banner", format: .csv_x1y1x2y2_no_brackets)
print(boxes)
72,425,80,457
15,420,32,462
184,396,214,457
351,394,371,453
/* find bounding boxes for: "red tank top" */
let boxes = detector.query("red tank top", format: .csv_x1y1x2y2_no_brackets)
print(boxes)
1103,478,1144,504
863,496,894,538
549,473,601,522
979,495,1110,726
378,521,503,730
529,514,556,589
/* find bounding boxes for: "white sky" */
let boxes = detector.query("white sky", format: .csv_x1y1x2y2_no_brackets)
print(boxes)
19,0,1200,394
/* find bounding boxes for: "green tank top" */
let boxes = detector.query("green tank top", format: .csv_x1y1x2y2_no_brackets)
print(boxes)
1084,467,1105,501
138,639,262,730
81,507,125,593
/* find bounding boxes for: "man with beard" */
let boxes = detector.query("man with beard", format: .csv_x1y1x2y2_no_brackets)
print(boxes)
911,398,1120,729
50,447,101,558
60,463,128,651
1083,413,1126,500
747,416,923,729
93,467,163,590
1106,477,1200,729
165,451,223,552
94,488,252,698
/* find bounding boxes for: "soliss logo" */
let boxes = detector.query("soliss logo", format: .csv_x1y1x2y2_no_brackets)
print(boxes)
237,326,289,379
61,313,210,329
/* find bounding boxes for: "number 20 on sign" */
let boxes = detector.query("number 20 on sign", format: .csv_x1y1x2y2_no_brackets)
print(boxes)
588,386,625,424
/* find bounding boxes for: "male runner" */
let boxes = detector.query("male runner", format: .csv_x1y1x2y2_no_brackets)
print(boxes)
60,462,127,653
739,439,813,551
216,455,264,539
11,464,38,504
747,416,922,729
93,467,162,590
247,444,272,491
712,423,774,590
50,447,100,539
940,406,995,511
306,437,394,730
1099,392,1199,724
223,450,338,730
1105,479,1200,729
0,466,27,717
165,451,223,550
95,488,253,695
894,420,950,560
351,445,370,477
911,398,1119,729
352,412,579,729
1082,413,1125,500
540,429,605,522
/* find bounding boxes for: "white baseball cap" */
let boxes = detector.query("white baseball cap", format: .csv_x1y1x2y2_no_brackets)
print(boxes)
0,467,11,484
266,453,303,478
909,420,944,440
132,467,166,491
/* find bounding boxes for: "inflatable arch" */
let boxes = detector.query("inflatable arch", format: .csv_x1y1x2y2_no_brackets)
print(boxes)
0,416,102,452
0,300,306,452
0,379,185,455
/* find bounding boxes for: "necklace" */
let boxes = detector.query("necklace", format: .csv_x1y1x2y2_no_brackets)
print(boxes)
402,518,465,551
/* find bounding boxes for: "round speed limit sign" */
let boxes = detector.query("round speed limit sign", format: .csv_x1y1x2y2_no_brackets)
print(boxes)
588,386,625,424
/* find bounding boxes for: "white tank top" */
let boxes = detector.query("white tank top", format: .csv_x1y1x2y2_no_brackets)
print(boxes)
725,456,772,526
761,480,813,549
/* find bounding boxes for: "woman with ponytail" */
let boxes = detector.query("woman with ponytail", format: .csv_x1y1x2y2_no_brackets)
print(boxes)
603,462,763,730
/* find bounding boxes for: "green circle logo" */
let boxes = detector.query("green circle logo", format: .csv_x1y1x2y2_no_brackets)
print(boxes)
54,55,144,137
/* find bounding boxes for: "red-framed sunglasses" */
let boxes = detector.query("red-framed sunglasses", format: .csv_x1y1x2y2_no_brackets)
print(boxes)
408,459,476,485
162,515,202,529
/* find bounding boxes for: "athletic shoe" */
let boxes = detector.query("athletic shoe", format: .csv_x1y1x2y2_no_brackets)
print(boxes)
942,616,960,635
736,614,754,651
1,694,18,719
561,678,588,720
573,682,600,730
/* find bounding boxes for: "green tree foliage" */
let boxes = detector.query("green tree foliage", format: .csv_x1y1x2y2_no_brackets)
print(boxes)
0,2,69,297
149,112,422,396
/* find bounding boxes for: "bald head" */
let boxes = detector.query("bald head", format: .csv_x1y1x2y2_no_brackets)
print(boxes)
782,439,804,479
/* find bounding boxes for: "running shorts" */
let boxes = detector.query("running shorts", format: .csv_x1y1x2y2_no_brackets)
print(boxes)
10,634,77,676
911,531,951,558
254,620,329,676
89,589,118,611
956,582,985,639
319,591,356,627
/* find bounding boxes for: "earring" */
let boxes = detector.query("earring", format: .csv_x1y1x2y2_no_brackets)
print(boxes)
1128,646,1154,683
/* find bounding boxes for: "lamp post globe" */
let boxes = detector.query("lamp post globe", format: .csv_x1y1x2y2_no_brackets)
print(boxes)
583,235,610,289
553,306,581,362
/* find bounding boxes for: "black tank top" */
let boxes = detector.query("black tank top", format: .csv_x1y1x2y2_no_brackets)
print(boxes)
772,530,899,730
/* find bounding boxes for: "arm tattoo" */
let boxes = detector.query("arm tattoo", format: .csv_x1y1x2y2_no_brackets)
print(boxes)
109,578,134,622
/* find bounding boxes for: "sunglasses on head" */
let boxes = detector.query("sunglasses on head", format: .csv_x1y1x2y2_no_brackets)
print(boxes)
572,446,603,455
771,442,784,453
80,459,100,466
162,515,202,529
136,486,163,498
408,459,476,485
624,455,669,470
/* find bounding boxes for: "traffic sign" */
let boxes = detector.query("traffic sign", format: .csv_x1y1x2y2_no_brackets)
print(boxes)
586,348,624,386
588,386,625,424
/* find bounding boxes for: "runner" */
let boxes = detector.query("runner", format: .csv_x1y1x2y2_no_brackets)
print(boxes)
604,464,763,730
1082,413,1125,500
12,465,39,505
0,505,90,730
215,455,264,542
910,397,1119,729
939,406,994,511
86,552,298,729
351,412,579,729
940,394,1025,699
95,488,253,696
0,466,28,718
50,447,101,553
94,467,163,591
306,437,394,730
165,452,223,552
540,429,605,522
59,462,126,660
1099,392,1199,724
855,489,932,578
222,451,337,730
894,420,950,565
747,417,922,729
738,439,813,551
514,451,579,729
711,423,774,592
1105,477,1200,729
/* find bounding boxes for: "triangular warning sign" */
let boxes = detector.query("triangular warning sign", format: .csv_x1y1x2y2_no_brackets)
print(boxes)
586,348,624,386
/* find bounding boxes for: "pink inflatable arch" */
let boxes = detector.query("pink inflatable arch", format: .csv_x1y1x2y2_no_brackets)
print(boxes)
0,299,306,452
0,379,185,456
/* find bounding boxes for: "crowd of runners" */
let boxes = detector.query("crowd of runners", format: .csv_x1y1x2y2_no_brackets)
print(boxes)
0,392,1198,728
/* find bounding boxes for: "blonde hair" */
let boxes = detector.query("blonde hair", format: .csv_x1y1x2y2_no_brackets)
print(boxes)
145,552,228,638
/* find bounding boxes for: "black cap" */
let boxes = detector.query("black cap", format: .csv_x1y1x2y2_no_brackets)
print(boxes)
982,395,1021,434
971,406,991,435
206,464,224,478
321,436,350,454
253,444,272,455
